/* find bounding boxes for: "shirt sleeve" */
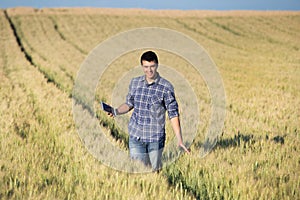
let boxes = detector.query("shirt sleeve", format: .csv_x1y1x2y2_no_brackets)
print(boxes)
125,79,134,109
164,87,179,119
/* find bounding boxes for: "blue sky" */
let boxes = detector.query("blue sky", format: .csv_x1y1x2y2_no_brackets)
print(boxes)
0,0,300,10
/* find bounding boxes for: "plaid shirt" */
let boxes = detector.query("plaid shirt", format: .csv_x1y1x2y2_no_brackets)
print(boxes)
126,73,179,142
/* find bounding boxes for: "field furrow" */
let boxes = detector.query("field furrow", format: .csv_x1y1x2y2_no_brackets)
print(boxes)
174,18,245,51
6,12,85,93
48,15,89,55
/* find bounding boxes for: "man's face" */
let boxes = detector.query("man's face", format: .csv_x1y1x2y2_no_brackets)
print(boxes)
141,60,158,81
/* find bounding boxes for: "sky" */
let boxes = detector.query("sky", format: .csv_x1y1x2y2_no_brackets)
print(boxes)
0,0,300,10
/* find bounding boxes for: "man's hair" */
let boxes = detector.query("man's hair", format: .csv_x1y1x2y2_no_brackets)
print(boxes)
140,51,159,65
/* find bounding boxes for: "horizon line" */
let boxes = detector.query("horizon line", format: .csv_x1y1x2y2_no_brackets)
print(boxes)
2,6,300,12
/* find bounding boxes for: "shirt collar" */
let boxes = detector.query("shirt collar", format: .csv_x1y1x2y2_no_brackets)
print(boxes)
141,73,160,86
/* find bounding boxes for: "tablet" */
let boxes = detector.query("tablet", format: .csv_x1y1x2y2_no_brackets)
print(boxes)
100,101,117,116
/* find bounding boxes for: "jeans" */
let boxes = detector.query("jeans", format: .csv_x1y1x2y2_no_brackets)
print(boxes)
129,135,165,171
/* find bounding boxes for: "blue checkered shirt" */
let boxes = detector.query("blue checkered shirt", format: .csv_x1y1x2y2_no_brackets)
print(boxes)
126,74,179,142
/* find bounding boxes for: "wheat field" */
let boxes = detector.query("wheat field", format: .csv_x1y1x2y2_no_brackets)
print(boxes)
0,7,299,199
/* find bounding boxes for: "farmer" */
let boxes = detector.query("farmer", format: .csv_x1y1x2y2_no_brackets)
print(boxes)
110,50,189,171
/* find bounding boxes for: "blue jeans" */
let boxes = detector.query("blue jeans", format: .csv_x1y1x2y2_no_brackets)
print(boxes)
129,135,165,171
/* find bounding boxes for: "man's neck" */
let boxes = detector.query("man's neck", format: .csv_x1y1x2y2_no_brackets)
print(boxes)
146,73,158,84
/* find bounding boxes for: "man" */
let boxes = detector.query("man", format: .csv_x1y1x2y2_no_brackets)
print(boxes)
111,50,189,171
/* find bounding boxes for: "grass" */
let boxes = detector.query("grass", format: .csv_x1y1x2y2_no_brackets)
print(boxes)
0,7,299,199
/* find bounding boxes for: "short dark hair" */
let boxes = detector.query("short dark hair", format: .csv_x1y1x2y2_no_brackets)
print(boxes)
140,51,158,65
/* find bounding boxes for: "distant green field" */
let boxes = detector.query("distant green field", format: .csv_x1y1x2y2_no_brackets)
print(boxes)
0,7,299,199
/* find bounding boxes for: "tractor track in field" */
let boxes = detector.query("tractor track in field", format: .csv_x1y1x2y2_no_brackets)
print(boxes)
174,18,244,51
3,10,66,93
48,15,88,55
4,10,34,66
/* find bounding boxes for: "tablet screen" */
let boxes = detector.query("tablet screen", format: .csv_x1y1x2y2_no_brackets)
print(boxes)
101,102,116,115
